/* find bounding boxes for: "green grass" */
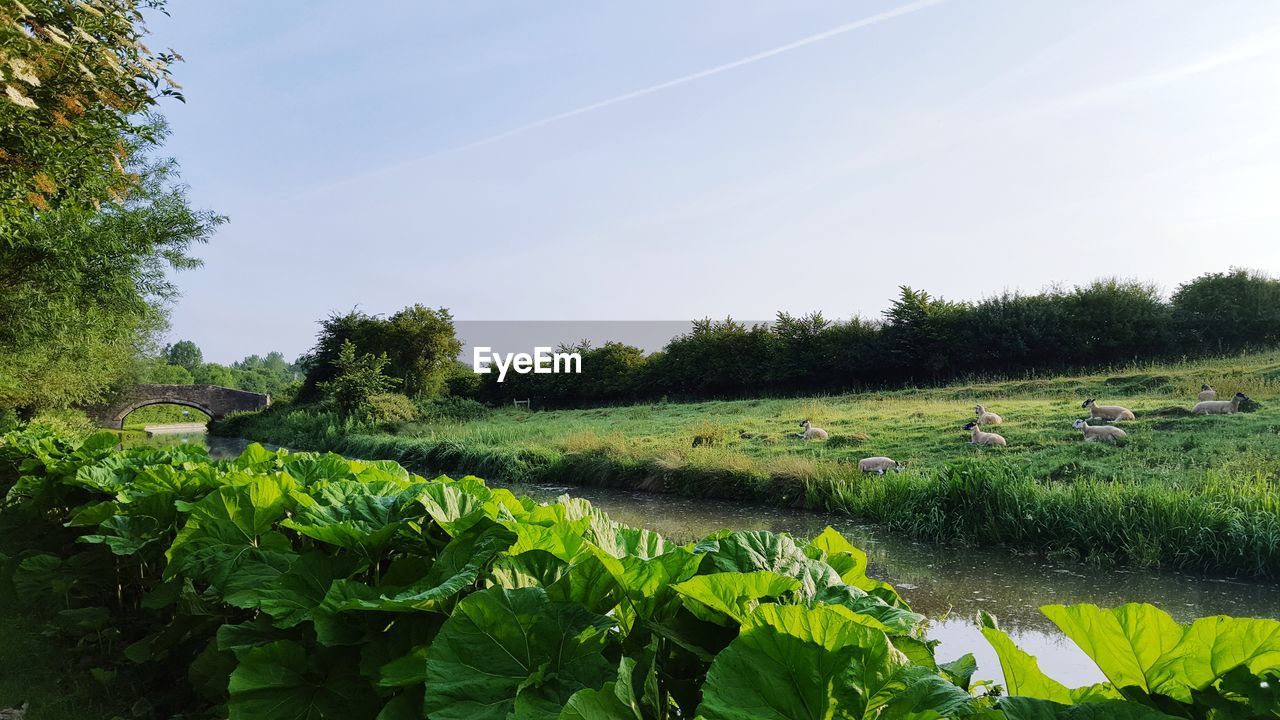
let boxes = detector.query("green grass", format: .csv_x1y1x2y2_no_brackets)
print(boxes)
217,351,1280,575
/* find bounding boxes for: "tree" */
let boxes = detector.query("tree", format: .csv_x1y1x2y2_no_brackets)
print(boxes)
300,306,460,400
0,148,222,412
318,340,398,418
0,2,214,414
385,305,462,398
136,358,193,385
192,363,237,388
1172,269,1280,354
881,287,966,379
165,340,204,373
1,0,184,236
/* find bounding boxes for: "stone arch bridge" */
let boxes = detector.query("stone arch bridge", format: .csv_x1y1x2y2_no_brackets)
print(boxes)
87,384,271,429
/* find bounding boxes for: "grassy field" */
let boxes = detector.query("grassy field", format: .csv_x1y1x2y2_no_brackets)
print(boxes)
218,351,1280,575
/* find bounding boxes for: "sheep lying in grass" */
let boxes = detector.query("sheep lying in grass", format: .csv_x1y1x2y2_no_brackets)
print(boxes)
1198,384,1217,401
1073,418,1126,442
858,456,902,474
798,420,829,440
963,421,1006,446
1081,398,1136,422
1192,391,1249,415
974,404,1003,425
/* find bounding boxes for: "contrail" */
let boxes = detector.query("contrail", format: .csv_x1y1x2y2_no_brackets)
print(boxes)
295,0,947,198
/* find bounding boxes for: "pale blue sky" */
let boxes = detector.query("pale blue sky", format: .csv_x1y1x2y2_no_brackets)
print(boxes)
150,1,1280,363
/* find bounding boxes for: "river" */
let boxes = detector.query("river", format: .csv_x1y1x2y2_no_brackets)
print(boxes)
130,431,1280,688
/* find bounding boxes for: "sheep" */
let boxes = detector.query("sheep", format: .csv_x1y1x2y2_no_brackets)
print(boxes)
1081,398,1136,422
1198,384,1217,402
1192,391,1249,415
974,404,1003,425
858,456,902,474
963,421,1006,446
1073,418,1126,442
798,419,829,440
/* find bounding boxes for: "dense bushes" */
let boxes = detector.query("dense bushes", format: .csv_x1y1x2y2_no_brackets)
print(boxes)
299,306,461,401
4,429,1279,719
468,271,1280,407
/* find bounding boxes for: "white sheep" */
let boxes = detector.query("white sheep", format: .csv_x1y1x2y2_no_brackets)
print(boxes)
963,421,1006,446
858,456,902,474
1198,384,1217,402
1081,398,1136,422
1073,418,1126,442
1192,391,1249,416
798,420,829,440
974,404,1003,425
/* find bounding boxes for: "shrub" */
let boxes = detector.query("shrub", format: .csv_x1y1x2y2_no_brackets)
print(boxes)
414,395,492,423
28,408,96,438
364,393,417,427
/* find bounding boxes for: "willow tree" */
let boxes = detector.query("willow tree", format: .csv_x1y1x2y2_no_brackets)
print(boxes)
0,1,220,413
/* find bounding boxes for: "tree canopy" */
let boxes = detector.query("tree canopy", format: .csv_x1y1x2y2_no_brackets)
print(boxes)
0,1,219,414
1,0,184,236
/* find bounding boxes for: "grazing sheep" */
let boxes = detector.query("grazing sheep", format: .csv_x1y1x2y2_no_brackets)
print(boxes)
963,421,1006,446
1073,418,1126,442
798,420,829,440
858,456,902,474
1081,398,1136,422
1198,384,1217,402
974,404,1003,425
1192,391,1249,416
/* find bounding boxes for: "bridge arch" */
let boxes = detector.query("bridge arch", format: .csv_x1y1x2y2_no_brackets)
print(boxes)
87,384,271,429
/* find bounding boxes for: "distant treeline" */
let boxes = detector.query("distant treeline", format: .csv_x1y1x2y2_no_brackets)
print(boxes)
456,269,1280,407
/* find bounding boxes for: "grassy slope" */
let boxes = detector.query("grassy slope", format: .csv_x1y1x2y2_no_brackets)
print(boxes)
221,351,1280,574
396,351,1280,488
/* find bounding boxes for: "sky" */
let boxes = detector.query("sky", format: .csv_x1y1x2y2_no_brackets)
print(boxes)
147,0,1280,363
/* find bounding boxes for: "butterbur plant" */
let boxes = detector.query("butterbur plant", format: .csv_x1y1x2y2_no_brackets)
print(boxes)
0,427,1278,719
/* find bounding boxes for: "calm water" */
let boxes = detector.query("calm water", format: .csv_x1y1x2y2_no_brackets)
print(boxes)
142,432,1280,688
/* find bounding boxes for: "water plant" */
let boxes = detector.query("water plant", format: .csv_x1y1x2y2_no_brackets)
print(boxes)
1,428,1277,718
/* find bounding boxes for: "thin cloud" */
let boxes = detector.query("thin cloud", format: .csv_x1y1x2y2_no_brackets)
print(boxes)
293,0,948,199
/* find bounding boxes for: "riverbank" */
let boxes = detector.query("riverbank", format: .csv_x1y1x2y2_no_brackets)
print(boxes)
214,351,1280,577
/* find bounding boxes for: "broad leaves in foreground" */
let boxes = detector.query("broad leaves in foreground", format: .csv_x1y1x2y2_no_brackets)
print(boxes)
422,587,614,720
3,429,1276,720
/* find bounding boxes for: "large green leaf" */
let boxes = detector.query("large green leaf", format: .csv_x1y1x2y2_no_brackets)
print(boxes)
422,587,615,720
696,603,904,720
671,571,802,625
227,640,379,719
280,453,355,486
1041,603,1184,694
805,527,905,606
980,626,1074,704
225,551,360,627
282,480,421,558
418,482,492,536
323,520,516,614
1148,614,1280,701
816,585,924,635
705,531,842,599
995,697,1181,719
559,647,661,720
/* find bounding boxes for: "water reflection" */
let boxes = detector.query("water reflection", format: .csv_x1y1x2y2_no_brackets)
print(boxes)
173,436,1280,687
